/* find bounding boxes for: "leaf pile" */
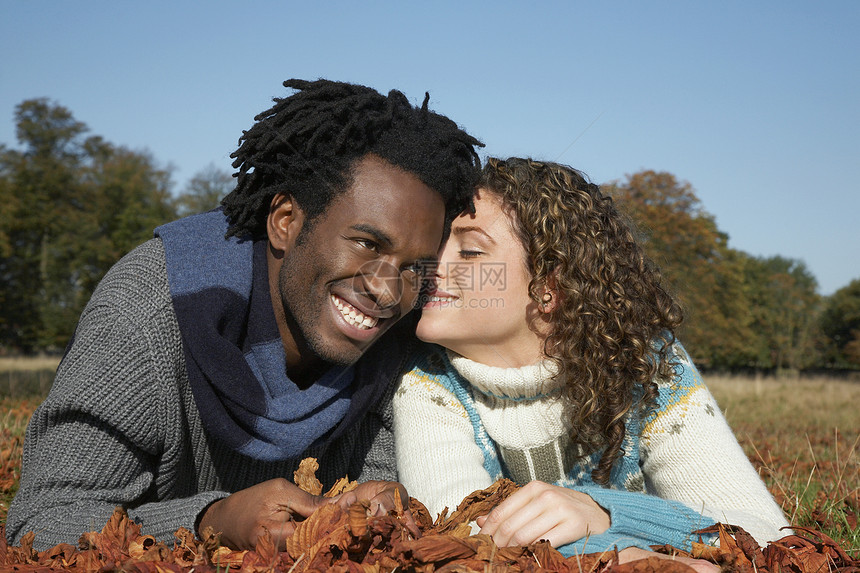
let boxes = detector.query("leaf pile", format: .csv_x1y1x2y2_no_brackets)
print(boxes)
1,459,858,573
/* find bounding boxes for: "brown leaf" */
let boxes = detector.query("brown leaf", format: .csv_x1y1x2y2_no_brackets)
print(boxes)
36,542,77,569
687,541,722,562
101,505,144,552
434,479,519,533
128,535,169,562
6,530,38,564
532,540,575,572
209,545,248,570
716,523,755,573
294,457,324,496
249,527,281,571
349,500,371,537
286,502,350,563
416,535,479,562
408,497,434,532
326,476,359,498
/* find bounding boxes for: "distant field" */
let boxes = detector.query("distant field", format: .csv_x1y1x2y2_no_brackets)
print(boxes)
706,375,859,553
0,356,60,398
0,363,857,554
0,357,61,371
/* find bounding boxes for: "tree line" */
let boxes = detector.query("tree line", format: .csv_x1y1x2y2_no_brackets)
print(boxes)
1,99,858,372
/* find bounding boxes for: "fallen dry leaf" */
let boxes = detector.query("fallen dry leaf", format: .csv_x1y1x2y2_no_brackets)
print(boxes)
2,457,857,573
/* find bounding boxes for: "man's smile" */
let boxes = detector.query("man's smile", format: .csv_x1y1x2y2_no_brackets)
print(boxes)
331,293,380,330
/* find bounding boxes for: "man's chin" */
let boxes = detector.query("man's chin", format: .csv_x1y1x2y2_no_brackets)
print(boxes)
308,341,368,370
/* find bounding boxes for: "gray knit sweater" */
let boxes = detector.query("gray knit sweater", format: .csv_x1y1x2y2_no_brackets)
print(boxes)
6,238,401,550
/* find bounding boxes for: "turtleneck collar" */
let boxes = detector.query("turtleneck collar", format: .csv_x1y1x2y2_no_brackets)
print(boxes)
446,349,562,400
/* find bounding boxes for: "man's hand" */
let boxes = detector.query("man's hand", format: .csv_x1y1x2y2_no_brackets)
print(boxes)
198,478,325,550
332,480,420,537
475,480,610,548
330,480,407,515
618,547,720,573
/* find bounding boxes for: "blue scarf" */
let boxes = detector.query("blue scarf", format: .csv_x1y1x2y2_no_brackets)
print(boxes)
155,209,370,461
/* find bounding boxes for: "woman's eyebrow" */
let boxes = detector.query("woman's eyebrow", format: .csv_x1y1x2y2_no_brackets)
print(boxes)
453,225,496,243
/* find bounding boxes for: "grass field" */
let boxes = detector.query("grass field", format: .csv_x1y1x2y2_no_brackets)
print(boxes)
0,356,60,398
707,375,859,554
0,366,857,555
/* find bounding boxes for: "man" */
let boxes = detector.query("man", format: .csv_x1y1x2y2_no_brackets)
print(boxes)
7,79,483,550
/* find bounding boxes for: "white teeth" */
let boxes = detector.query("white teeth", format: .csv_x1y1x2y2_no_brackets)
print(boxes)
331,295,379,330
428,296,456,303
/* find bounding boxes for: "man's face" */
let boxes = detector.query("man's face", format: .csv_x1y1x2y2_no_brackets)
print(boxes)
269,155,446,376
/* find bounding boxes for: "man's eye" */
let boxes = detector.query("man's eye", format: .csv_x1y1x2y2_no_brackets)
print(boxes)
403,261,437,278
356,238,379,252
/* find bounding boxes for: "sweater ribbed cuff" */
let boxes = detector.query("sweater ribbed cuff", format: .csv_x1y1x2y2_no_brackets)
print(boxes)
555,486,716,555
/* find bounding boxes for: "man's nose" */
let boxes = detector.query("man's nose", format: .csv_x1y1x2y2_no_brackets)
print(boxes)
359,260,404,309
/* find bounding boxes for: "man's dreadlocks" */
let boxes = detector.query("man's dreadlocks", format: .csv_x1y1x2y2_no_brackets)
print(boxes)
222,79,484,240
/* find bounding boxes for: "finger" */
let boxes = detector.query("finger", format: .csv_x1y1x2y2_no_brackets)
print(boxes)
275,489,325,518
400,509,421,538
479,487,545,538
525,521,585,548
478,489,536,536
618,547,651,563
262,519,299,552
330,491,359,509
481,498,549,546
492,509,566,547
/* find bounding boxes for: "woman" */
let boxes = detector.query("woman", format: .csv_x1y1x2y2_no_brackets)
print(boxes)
393,157,789,560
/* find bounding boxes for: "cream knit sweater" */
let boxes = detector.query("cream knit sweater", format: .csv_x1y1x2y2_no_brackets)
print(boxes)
393,343,790,549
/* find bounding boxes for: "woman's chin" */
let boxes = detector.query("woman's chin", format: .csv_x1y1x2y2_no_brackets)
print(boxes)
416,321,455,350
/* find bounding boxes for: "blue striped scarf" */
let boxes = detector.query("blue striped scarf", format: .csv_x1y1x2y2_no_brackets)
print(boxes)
155,209,369,461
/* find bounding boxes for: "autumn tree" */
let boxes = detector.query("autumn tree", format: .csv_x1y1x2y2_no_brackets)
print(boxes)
604,171,756,368
174,163,234,217
819,278,860,368
0,99,176,352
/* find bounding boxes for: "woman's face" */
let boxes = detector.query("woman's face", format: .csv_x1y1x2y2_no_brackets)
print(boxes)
416,188,547,367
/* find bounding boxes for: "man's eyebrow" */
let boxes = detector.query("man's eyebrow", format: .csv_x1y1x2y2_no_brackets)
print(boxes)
453,225,496,243
350,223,439,262
350,223,394,248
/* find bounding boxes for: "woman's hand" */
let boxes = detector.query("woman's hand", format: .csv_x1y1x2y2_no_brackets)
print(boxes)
475,480,610,548
618,547,720,573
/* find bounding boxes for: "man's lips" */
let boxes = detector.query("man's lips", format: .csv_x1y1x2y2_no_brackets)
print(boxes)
330,293,399,331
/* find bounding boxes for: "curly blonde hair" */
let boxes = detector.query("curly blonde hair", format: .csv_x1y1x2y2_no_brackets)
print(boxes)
481,157,683,484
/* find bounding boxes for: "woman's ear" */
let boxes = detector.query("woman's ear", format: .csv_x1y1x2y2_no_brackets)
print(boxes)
538,272,560,314
267,193,305,253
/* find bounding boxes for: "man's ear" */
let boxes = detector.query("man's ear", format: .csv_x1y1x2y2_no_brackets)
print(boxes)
267,193,305,253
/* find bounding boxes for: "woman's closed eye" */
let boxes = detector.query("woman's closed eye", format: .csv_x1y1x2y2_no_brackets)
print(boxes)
459,249,484,259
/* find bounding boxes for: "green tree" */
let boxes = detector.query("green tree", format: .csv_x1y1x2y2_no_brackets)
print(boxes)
741,255,821,371
0,99,176,352
604,171,756,368
819,278,860,368
174,163,233,217
0,99,89,351
78,142,175,297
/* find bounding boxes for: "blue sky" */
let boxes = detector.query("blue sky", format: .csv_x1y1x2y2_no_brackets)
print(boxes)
2,1,858,295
